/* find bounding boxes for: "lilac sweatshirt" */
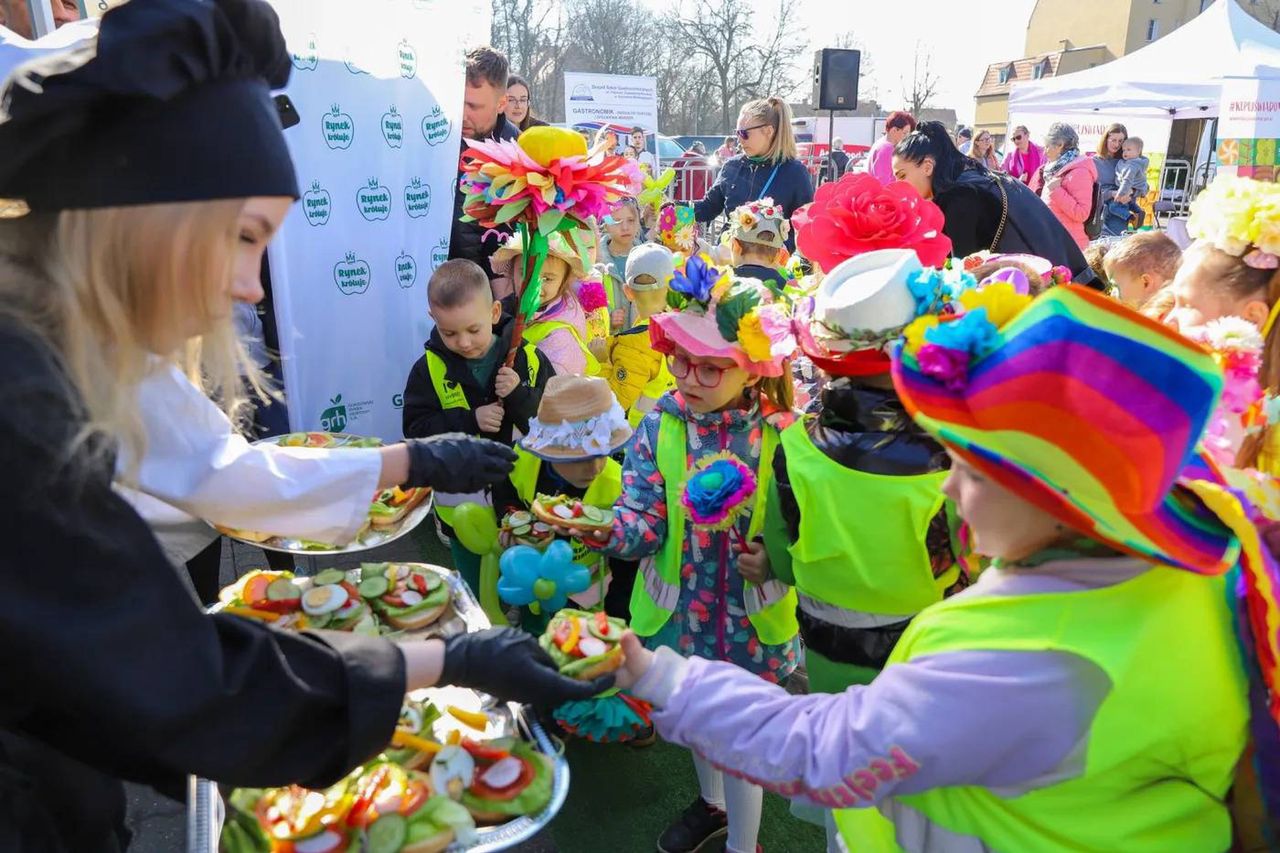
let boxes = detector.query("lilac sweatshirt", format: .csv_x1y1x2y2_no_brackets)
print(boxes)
867,136,895,186
630,558,1148,814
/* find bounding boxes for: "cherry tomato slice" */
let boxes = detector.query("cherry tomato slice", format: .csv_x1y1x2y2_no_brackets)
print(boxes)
243,574,273,605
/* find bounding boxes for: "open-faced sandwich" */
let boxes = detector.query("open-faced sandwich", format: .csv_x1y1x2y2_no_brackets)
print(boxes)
539,609,626,680
218,569,381,636
276,431,340,448
529,494,614,535
500,510,555,548
223,761,477,853
359,564,451,631
453,738,554,824
370,487,431,529
386,698,444,771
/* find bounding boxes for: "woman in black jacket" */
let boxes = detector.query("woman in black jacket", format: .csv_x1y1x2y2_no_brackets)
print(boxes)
0,2,604,849
891,121,1097,286
694,96,814,244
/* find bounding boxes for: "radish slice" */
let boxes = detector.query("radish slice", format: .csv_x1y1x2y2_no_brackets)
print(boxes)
399,589,424,606
294,829,345,853
335,598,362,619
396,565,411,579
373,791,403,814
397,704,423,734
301,584,348,616
431,745,475,794
577,636,607,658
552,504,575,519
481,756,524,790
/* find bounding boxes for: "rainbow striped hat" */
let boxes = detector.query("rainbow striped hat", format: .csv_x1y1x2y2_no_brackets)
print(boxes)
892,284,1239,573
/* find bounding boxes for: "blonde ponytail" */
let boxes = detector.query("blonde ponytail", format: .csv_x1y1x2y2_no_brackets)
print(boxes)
739,97,798,164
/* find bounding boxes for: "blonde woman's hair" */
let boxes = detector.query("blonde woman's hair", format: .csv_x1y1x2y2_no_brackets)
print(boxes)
0,200,262,480
738,97,798,163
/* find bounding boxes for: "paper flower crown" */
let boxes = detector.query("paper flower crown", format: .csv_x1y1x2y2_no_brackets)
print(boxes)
1182,317,1264,466
898,273,1034,390
730,198,790,249
1187,175,1280,270
658,203,698,254
667,254,796,366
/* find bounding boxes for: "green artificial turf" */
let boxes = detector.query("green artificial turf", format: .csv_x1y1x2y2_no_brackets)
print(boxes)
409,522,827,852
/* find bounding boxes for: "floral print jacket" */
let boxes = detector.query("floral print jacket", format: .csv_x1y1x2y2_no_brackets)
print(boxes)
603,392,800,683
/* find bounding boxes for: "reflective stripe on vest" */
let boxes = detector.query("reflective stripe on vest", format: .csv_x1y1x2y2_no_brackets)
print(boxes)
781,420,950,616
524,320,602,376
509,448,622,569
424,343,542,412
835,566,1247,852
629,413,798,644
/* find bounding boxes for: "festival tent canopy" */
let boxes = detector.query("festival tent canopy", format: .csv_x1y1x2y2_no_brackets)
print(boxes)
1008,0,1280,119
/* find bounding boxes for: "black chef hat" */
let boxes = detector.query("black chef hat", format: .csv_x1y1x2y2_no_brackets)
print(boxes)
0,0,299,211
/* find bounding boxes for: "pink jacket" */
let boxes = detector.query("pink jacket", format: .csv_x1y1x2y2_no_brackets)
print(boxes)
1038,156,1095,249
1001,142,1045,185
527,296,590,376
867,136,895,186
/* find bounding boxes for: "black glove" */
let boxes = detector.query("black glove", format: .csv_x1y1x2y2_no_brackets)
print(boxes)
404,433,516,491
439,627,614,708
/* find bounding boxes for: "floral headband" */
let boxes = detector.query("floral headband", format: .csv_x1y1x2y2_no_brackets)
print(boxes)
658,203,698,253
899,275,1033,390
669,254,795,364
730,197,790,249
1187,175,1280,270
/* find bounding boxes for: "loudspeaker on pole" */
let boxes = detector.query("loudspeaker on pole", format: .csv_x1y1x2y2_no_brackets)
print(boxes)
812,48,861,112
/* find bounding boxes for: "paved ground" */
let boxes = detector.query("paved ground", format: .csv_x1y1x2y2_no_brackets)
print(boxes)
127,529,822,852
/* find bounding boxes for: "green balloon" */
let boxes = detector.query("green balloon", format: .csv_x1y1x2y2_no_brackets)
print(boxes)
533,578,556,600
452,502,499,555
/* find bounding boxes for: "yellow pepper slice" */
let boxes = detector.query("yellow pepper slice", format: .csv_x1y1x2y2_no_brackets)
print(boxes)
391,730,444,755
223,605,281,622
559,616,580,655
447,705,489,731
446,729,463,745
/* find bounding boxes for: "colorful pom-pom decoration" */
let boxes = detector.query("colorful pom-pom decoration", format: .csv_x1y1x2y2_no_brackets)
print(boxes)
682,451,757,531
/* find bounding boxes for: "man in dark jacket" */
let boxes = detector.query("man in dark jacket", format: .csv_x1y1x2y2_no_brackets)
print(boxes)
450,46,520,281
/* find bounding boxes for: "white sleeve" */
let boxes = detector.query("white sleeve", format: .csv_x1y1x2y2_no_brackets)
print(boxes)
124,364,382,544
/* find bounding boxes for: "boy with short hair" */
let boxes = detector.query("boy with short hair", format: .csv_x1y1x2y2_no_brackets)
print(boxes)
402,259,552,592
603,243,677,427
1103,231,1182,309
1111,136,1151,229
729,197,790,294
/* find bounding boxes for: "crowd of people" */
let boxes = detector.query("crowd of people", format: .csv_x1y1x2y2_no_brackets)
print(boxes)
3,3,1280,853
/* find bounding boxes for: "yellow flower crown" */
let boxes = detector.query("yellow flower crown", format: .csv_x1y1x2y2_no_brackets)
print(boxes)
1187,176,1280,268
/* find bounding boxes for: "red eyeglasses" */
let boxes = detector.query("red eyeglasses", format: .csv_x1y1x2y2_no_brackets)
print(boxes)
668,353,726,388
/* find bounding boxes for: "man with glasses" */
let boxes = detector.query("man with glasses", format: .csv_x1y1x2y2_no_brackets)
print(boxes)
867,110,916,186
1001,124,1045,186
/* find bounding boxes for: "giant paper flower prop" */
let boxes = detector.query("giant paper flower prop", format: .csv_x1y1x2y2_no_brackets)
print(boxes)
460,126,637,327
683,451,757,531
795,173,952,273
497,541,590,615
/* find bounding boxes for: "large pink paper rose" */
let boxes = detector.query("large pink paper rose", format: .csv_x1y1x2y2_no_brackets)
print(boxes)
795,173,952,272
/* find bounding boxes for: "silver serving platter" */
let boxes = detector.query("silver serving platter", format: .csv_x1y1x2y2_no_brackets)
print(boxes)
191,564,569,851
220,433,433,556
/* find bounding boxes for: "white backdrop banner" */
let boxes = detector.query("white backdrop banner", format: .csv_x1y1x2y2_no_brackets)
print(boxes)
265,0,487,440
563,72,658,167
1006,112,1172,162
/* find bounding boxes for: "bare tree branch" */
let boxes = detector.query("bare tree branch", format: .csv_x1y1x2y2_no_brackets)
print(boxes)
902,43,939,116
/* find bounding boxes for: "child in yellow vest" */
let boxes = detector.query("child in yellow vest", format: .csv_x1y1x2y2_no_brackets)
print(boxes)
602,243,677,428
573,266,802,853
401,259,551,595
608,283,1280,852
492,229,601,377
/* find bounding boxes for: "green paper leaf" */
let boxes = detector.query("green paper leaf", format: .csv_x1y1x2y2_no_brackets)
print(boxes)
537,209,565,235
494,200,528,224
715,292,751,343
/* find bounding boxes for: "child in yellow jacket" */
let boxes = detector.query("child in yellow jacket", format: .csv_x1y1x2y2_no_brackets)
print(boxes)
603,243,677,427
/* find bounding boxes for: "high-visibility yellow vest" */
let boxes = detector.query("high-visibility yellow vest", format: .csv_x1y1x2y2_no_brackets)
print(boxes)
628,413,798,645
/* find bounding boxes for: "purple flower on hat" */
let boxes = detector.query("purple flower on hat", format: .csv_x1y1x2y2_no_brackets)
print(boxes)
917,343,970,390
979,266,1031,295
671,253,718,303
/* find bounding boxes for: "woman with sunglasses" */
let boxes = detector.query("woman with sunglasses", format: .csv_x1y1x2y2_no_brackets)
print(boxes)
693,97,813,248
0,2,608,848
1000,124,1044,185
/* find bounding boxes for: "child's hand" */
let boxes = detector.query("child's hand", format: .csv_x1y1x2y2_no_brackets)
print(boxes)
736,538,771,585
588,336,609,362
613,631,655,691
610,308,627,330
494,366,520,399
475,401,504,434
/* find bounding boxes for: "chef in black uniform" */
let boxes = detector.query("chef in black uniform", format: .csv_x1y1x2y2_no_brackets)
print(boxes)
0,1,610,849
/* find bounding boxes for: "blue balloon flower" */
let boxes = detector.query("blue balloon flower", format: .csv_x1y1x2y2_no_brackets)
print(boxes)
670,253,718,303
498,541,591,614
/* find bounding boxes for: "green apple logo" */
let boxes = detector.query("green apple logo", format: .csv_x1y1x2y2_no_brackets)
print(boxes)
404,177,431,219
357,178,391,222
334,252,372,296
398,40,418,79
396,252,418,289
431,237,449,272
303,181,331,227
323,104,354,150
320,394,348,432
382,106,404,149
291,33,318,71
422,105,452,147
